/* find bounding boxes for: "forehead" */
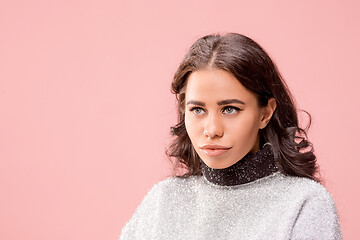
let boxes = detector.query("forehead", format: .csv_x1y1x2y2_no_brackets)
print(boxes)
185,68,256,103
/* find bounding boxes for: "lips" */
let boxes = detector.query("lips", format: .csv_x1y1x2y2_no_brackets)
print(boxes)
199,145,231,157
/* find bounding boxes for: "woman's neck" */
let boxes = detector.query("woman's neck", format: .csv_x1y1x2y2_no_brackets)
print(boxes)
200,143,278,186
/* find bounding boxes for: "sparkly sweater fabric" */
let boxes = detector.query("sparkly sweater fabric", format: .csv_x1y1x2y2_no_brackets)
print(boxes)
120,147,342,239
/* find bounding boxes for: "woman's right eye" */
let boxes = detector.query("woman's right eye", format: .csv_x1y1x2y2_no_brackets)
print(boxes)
190,107,205,115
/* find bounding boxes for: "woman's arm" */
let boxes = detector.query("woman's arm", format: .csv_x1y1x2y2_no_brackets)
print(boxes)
291,187,342,239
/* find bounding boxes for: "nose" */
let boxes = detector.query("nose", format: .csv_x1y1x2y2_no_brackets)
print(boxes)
203,114,224,139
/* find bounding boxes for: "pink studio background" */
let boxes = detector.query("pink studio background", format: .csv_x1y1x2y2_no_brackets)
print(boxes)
0,0,359,239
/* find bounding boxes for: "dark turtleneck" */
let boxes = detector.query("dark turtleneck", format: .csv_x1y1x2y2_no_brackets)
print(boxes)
201,143,278,186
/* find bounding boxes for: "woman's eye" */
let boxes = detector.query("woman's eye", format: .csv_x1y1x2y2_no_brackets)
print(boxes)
223,106,240,114
190,107,205,115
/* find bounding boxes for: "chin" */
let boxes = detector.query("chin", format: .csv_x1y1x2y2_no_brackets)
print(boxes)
202,158,236,169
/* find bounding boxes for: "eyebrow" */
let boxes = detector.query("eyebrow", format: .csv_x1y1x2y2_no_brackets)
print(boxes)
186,99,245,106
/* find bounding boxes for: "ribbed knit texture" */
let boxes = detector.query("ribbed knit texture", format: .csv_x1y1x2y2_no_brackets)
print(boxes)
120,172,342,239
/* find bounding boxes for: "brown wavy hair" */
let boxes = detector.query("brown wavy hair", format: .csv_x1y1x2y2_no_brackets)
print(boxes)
166,33,319,182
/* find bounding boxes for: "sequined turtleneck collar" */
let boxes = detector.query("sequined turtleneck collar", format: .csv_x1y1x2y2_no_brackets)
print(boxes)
201,144,278,186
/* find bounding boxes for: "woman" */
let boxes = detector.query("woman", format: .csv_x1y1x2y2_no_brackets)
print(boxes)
120,33,342,239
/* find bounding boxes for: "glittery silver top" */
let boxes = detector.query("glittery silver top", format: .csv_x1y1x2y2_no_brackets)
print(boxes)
120,147,342,239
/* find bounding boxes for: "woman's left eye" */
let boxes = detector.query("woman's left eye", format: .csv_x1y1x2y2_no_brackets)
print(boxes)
222,106,240,114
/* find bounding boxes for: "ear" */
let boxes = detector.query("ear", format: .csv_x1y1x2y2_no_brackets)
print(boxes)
259,98,277,129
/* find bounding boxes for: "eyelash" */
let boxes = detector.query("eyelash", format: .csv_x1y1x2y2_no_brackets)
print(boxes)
189,106,242,115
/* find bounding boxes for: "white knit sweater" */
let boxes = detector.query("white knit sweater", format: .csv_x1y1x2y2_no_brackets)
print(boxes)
120,172,342,239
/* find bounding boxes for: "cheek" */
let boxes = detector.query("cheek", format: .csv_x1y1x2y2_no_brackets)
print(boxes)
184,113,196,138
228,112,260,138
185,113,204,145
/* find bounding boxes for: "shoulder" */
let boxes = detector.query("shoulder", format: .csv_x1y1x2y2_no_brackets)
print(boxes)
120,176,198,239
278,175,343,239
145,175,198,198
272,173,339,216
154,175,195,187
272,173,335,199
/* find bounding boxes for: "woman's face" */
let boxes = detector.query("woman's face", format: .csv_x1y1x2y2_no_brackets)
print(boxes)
184,68,272,169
